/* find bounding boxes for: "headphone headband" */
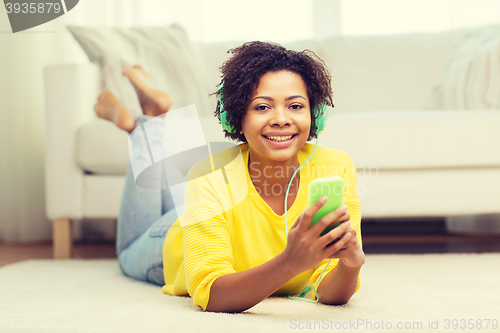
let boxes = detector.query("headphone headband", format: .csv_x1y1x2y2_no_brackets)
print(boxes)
218,81,328,135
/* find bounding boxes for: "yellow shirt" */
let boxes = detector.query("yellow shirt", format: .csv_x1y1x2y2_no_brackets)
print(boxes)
162,143,362,311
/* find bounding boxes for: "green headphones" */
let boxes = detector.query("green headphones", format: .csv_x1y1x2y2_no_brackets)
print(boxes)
218,82,328,135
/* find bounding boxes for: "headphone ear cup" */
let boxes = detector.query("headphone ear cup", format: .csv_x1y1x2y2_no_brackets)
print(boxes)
218,81,236,134
314,104,328,134
220,110,230,133
221,111,236,134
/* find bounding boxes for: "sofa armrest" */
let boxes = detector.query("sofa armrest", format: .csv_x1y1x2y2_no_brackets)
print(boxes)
44,63,101,220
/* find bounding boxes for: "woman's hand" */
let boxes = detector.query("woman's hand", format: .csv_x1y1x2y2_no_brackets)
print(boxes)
330,224,365,268
282,196,357,275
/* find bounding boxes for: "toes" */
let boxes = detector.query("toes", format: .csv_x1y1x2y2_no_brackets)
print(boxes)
122,65,132,76
97,91,104,101
94,103,101,115
99,90,116,102
98,90,111,101
133,64,151,78
157,94,173,112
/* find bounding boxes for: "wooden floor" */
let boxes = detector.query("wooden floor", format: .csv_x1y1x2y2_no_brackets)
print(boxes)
0,242,117,268
2,233,500,268
362,234,500,254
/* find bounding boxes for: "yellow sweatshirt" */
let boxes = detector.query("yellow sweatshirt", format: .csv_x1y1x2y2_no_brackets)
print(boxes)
162,143,362,311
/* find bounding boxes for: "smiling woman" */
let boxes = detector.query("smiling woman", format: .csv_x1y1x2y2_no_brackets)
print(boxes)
105,40,364,313
167,41,364,312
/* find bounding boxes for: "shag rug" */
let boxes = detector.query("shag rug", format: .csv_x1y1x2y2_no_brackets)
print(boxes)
1,253,499,333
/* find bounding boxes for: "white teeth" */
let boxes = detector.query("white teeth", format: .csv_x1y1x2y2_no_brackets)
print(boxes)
267,135,293,142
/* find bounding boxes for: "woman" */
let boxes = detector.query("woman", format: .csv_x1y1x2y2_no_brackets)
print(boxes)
94,41,364,313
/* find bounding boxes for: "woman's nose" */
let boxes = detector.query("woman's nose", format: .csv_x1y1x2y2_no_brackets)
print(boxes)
270,106,291,126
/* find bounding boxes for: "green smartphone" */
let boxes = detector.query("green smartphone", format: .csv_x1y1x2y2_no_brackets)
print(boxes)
309,176,345,236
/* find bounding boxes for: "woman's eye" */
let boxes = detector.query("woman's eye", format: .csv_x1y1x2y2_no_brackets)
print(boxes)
255,105,269,111
290,104,303,110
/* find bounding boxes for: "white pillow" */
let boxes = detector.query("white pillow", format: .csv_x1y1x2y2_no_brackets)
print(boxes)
68,24,214,117
427,24,500,110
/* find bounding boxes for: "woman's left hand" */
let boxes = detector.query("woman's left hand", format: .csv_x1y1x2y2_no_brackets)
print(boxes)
328,223,365,268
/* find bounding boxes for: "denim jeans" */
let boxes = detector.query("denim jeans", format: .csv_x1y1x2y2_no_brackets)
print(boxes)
116,115,185,286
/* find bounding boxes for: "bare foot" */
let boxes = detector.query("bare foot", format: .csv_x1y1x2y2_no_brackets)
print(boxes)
122,64,173,117
94,90,136,133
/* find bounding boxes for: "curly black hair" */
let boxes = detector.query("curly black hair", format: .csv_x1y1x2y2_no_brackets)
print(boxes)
211,41,334,143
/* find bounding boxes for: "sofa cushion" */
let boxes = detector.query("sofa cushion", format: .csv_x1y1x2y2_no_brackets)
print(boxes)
427,24,500,110
318,30,462,114
78,111,500,175
323,110,500,169
77,116,232,175
77,119,130,175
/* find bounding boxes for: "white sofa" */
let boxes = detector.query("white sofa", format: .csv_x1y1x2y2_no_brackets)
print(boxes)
44,28,500,258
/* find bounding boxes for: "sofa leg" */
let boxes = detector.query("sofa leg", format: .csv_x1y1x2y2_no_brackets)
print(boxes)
53,219,72,259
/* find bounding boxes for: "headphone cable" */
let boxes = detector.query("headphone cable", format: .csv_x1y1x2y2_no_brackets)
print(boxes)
284,134,331,303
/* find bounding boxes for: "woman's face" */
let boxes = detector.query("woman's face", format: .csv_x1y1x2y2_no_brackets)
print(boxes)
241,70,311,167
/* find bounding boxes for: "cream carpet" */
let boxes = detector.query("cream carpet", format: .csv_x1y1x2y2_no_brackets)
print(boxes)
1,253,499,333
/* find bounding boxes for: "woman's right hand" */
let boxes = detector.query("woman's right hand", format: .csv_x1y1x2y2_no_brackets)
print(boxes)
281,196,352,275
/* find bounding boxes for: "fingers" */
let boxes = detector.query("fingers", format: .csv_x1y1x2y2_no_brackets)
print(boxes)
318,220,352,249
289,215,301,231
337,211,351,223
298,196,328,231
326,227,363,265
310,204,349,237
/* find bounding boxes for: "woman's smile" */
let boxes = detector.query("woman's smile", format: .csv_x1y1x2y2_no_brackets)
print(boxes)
262,133,298,148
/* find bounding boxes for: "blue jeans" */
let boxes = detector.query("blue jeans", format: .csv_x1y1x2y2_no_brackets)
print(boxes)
116,115,185,286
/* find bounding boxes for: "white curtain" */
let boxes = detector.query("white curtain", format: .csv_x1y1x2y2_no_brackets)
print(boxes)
0,11,70,242
0,0,203,242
